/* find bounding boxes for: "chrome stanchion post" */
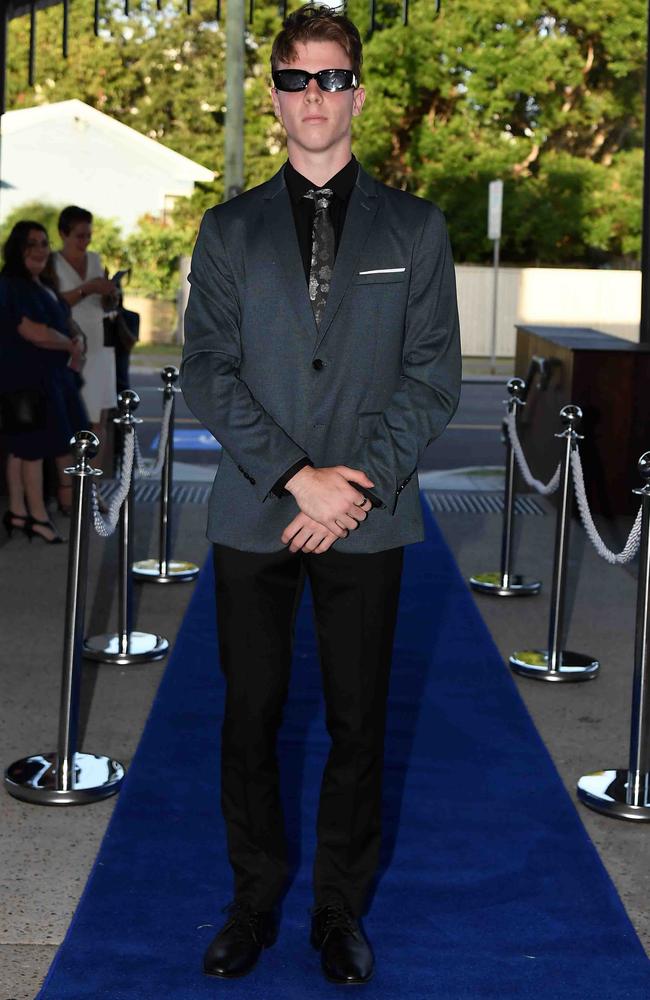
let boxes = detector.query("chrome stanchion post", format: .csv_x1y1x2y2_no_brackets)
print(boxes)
510,404,599,681
577,453,650,820
4,432,125,804
83,391,169,665
133,366,199,583
470,377,541,597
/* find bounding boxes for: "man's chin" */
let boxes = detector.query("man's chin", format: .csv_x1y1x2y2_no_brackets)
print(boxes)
291,134,347,157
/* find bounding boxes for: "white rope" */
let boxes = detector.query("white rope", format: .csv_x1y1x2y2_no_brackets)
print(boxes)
571,447,642,565
91,431,135,537
505,410,561,496
133,394,173,479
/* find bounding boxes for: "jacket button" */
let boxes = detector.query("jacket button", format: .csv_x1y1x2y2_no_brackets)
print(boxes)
312,358,324,370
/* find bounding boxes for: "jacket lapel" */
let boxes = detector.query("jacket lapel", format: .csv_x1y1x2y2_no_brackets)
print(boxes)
263,168,319,340
314,167,379,352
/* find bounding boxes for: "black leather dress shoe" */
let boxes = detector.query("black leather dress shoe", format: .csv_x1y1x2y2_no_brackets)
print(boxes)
203,901,278,979
310,903,374,985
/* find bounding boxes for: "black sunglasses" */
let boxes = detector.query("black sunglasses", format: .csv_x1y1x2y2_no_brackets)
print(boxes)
272,68,358,93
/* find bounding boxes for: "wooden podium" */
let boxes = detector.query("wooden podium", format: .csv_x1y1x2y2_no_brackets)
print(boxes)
514,325,650,516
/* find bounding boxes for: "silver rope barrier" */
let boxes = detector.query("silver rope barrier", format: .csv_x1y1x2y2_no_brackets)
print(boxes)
571,447,642,565
90,430,134,537
470,377,542,597
577,453,650,821
83,391,169,666
510,404,600,682
133,366,199,584
133,388,173,480
506,408,561,495
4,432,125,804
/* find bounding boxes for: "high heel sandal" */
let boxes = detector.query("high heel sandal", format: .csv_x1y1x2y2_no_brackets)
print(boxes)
2,510,30,538
26,517,64,545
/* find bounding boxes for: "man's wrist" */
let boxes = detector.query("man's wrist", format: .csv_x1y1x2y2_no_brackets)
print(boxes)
285,463,315,496
271,457,313,499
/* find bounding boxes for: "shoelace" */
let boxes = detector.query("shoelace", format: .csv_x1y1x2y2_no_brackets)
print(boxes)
223,902,263,944
312,903,359,941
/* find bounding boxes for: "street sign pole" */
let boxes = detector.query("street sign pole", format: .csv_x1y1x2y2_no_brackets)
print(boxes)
640,0,650,343
488,179,503,374
224,0,245,201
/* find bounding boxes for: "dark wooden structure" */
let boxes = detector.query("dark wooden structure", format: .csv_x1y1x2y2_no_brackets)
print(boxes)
514,325,650,516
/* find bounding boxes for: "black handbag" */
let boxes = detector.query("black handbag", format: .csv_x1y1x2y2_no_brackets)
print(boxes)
0,387,47,433
104,310,138,352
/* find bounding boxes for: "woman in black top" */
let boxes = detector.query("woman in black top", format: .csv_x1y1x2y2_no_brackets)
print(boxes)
0,221,87,543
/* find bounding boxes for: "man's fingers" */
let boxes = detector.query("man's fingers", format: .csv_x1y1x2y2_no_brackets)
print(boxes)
314,534,337,554
288,526,313,552
281,517,303,545
336,466,375,489
302,531,328,553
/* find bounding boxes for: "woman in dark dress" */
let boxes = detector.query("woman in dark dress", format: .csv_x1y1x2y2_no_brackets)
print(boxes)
0,221,88,543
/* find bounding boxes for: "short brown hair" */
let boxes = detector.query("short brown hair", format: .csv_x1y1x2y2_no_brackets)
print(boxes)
58,205,93,235
271,4,363,82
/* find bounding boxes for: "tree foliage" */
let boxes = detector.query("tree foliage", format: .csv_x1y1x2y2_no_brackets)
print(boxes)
5,0,646,273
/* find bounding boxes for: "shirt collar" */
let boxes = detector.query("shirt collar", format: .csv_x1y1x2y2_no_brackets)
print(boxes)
284,155,358,205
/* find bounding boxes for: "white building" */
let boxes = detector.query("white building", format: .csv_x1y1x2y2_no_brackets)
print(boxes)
0,99,214,233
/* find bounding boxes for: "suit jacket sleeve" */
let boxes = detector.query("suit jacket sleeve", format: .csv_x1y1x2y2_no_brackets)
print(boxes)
350,205,461,514
180,209,309,503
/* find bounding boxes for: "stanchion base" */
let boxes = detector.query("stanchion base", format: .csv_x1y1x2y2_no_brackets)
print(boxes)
132,558,199,583
83,631,169,665
509,649,599,681
469,572,541,597
4,752,124,805
577,769,650,821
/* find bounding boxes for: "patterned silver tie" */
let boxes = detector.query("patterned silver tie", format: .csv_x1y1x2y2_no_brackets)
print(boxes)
304,187,335,327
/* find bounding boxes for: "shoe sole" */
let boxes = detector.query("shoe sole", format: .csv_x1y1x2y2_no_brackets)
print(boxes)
203,966,257,980
323,970,375,986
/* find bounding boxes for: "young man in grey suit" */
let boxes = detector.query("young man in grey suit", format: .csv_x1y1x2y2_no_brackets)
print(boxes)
181,3,460,985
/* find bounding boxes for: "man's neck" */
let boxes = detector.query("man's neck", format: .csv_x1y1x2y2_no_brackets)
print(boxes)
287,143,353,187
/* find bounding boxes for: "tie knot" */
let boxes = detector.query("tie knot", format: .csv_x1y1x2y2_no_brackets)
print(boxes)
304,187,334,211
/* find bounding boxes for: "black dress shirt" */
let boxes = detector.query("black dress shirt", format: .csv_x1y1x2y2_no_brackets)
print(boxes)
284,155,359,283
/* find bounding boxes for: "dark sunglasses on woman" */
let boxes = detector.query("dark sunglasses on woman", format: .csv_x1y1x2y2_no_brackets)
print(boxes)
272,68,358,92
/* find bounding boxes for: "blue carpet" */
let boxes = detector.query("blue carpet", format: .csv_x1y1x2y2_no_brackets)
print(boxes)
37,500,650,999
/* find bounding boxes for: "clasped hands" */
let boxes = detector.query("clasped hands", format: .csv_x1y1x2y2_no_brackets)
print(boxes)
281,465,374,554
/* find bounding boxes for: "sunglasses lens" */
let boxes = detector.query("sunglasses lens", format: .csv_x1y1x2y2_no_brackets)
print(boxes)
318,70,355,91
273,70,308,91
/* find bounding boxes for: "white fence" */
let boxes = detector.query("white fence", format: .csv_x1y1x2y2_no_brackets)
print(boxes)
457,264,641,357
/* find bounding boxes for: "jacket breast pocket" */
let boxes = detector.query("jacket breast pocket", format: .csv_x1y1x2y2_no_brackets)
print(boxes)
354,269,407,286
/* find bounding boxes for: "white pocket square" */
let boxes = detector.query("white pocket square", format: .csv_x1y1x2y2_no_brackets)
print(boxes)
358,267,406,275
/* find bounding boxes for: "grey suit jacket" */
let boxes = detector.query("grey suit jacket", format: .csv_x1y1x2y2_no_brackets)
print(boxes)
180,163,461,553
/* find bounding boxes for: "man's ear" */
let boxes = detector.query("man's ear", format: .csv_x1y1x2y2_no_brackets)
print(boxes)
270,87,283,121
352,86,366,117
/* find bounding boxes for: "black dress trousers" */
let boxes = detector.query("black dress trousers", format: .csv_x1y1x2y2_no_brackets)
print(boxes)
212,542,404,917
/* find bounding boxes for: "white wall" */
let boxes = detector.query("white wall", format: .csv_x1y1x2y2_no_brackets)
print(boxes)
456,264,641,356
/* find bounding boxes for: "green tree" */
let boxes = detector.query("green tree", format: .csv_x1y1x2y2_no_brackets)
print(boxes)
349,0,646,262
4,0,647,267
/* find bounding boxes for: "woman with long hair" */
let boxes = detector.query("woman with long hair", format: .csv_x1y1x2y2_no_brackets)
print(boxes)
0,220,87,543
54,206,117,505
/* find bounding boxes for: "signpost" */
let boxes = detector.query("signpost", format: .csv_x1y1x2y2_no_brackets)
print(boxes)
488,179,503,373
